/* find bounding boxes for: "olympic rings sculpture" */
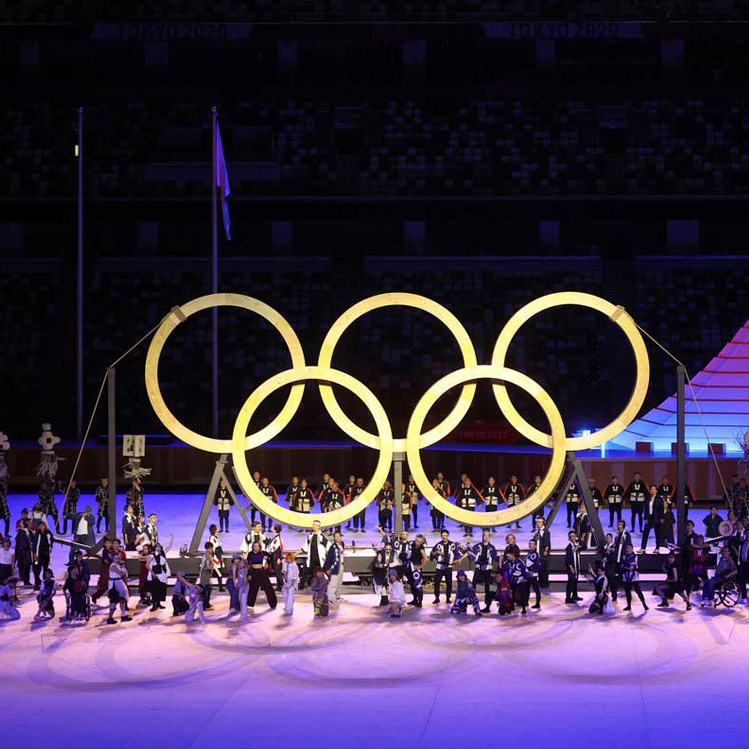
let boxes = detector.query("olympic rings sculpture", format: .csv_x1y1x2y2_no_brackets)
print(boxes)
145,291,650,529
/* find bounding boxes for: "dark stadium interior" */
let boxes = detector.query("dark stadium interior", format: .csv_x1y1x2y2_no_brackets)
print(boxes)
2,10,749,445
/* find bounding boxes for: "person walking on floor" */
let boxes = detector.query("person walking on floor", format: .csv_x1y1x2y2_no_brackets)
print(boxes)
524,538,543,610
430,530,465,605
147,542,170,612
534,516,551,589
182,573,206,625
311,568,329,618
323,531,345,606
565,531,582,604
640,485,664,553
246,541,277,612
233,556,251,620
655,550,691,611
620,544,649,612
32,521,54,591
282,552,299,616
106,551,132,625
213,479,234,533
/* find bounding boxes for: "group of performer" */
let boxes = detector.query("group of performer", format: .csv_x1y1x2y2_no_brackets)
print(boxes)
19,468,698,545
0,465,745,626
225,471,535,534
29,475,129,537
590,512,746,614
370,524,549,617
573,473,694,538
2,500,747,626
209,470,698,540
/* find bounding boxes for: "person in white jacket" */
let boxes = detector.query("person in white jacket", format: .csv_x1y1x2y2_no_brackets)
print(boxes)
301,520,329,588
388,569,406,618
282,552,299,615
106,554,132,625
147,542,171,612
240,522,268,556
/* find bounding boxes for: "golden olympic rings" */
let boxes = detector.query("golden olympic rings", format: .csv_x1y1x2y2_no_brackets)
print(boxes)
317,293,478,452
406,365,567,527
145,293,306,454
232,366,392,529
491,292,649,451
145,291,650,529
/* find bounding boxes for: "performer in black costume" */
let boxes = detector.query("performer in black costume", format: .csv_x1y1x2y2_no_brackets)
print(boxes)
624,472,647,533
587,478,603,510
469,529,498,606
376,481,394,532
564,531,582,604
620,544,649,611
430,530,465,604
343,475,356,531
534,516,551,588
405,475,421,530
39,479,59,533
350,477,366,532
640,484,665,552
455,475,481,536
524,539,543,609
604,476,624,529
213,479,234,532
481,476,501,530
95,478,109,533
300,520,329,589
406,534,427,607
564,482,580,529
504,475,525,530
429,477,448,532
61,479,80,535
258,477,279,532
326,481,345,534
611,520,632,601
655,551,691,611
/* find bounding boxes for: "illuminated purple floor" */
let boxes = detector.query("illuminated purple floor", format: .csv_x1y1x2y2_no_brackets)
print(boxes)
2,492,746,747
1,582,747,747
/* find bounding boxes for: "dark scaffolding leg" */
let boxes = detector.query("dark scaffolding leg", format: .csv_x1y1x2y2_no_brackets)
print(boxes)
393,452,405,534
676,365,687,545
107,367,117,540
190,455,252,553
544,453,604,546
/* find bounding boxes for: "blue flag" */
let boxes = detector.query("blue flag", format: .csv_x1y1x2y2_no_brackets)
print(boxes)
215,121,231,241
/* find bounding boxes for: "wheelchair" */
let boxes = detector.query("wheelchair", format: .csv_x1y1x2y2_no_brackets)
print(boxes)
63,589,92,622
715,579,741,608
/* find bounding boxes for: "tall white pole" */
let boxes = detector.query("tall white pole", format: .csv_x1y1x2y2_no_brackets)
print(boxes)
77,106,84,439
211,106,219,438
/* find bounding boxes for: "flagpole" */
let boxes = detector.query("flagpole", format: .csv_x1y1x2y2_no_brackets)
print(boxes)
211,106,219,438
77,106,84,439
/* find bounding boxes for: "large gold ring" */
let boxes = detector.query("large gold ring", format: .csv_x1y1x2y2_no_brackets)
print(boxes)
145,293,306,454
232,366,393,529
406,365,566,527
317,293,478,452
491,292,649,451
